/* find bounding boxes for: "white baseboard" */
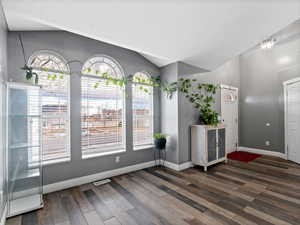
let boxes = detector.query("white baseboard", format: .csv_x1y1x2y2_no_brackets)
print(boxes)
164,161,193,171
0,205,7,225
42,159,193,194
43,160,155,194
238,146,287,159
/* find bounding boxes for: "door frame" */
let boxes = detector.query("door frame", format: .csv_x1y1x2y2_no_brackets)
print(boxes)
283,77,300,160
220,84,239,151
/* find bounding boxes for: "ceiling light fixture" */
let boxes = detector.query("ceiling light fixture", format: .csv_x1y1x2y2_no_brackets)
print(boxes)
260,38,276,50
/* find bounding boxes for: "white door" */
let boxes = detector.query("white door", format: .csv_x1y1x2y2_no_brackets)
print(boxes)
221,86,238,153
286,80,300,164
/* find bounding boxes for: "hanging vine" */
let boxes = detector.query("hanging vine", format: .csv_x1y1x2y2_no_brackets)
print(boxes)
18,34,220,125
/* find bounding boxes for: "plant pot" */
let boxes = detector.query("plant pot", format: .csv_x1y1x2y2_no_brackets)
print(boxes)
154,138,166,150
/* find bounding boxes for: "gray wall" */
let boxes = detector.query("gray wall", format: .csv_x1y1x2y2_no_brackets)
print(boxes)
162,25,300,163
178,62,210,75
240,30,300,153
0,0,7,220
176,21,300,157
178,57,240,163
7,31,160,185
160,63,179,164
160,61,219,164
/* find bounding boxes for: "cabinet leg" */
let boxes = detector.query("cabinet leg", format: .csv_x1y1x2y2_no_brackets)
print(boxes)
204,166,207,172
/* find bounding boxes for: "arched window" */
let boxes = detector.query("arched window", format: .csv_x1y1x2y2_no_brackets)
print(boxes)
132,72,154,149
81,55,125,157
81,55,123,79
28,51,70,163
29,51,69,73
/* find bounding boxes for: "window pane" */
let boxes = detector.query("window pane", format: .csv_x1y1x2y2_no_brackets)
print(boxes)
132,74,154,148
81,76,125,157
29,51,71,163
39,72,70,162
82,56,123,79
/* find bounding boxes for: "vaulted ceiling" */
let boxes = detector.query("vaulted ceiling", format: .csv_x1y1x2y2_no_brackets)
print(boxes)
2,0,300,69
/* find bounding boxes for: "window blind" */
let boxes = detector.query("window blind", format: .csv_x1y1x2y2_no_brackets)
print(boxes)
28,51,71,163
81,76,125,157
38,72,70,162
132,82,154,148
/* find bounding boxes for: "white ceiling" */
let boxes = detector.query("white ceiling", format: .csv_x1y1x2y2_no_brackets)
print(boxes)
2,0,300,69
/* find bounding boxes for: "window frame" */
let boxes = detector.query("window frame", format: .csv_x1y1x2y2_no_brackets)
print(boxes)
132,71,154,150
80,55,126,159
28,50,71,165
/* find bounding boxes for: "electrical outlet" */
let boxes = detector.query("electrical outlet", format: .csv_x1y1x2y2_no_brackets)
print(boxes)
265,141,270,146
115,156,120,163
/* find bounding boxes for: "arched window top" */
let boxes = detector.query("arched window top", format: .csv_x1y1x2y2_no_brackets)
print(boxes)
133,71,151,84
28,50,70,74
82,55,124,79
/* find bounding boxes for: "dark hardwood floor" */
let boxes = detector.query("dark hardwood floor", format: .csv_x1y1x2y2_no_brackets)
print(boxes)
7,155,300,225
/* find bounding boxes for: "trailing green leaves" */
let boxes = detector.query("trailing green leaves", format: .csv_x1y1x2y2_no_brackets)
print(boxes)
21,57,219,125
177,78,219,126
22,64,39,84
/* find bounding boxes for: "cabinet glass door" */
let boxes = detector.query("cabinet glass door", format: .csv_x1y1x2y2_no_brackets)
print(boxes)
7,83,43,217
218,128,226,158
207,129,217,162
0,81,7,222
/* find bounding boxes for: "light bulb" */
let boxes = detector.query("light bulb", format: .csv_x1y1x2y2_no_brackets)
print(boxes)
260,38,276,49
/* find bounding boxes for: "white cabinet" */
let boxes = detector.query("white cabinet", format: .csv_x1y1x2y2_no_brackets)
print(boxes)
191,124,226,171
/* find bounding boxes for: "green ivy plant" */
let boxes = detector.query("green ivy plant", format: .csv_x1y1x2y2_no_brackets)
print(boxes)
153,133,167,140
22,64,219,125
160,81,178,99
21,64,39,84
178,78,219,126
18,34,219,125
18,34,178,97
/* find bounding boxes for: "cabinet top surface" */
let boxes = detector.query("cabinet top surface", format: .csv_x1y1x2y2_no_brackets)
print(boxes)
191,124,226,129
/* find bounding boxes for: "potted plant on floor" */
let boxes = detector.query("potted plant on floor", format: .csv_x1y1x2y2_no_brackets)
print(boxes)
153,133,167,166
153,133,167,149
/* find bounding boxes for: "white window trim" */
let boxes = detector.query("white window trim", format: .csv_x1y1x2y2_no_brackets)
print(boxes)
134,144,154,151
81,55,126,158
29,157,71,168
82,149,126,160
43,157,71,166
81,75,127,158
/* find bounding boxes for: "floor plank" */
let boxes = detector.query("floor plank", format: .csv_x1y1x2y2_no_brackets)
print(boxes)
83,189,113,221
61,194,88,225
6,155,300,225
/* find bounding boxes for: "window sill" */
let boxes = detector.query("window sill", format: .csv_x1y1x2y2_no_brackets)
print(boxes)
134,144,154,151
82,149,126,159
28,158,71,168
43,158,71,166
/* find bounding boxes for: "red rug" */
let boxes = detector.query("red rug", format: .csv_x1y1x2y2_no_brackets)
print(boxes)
227,151,261,163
